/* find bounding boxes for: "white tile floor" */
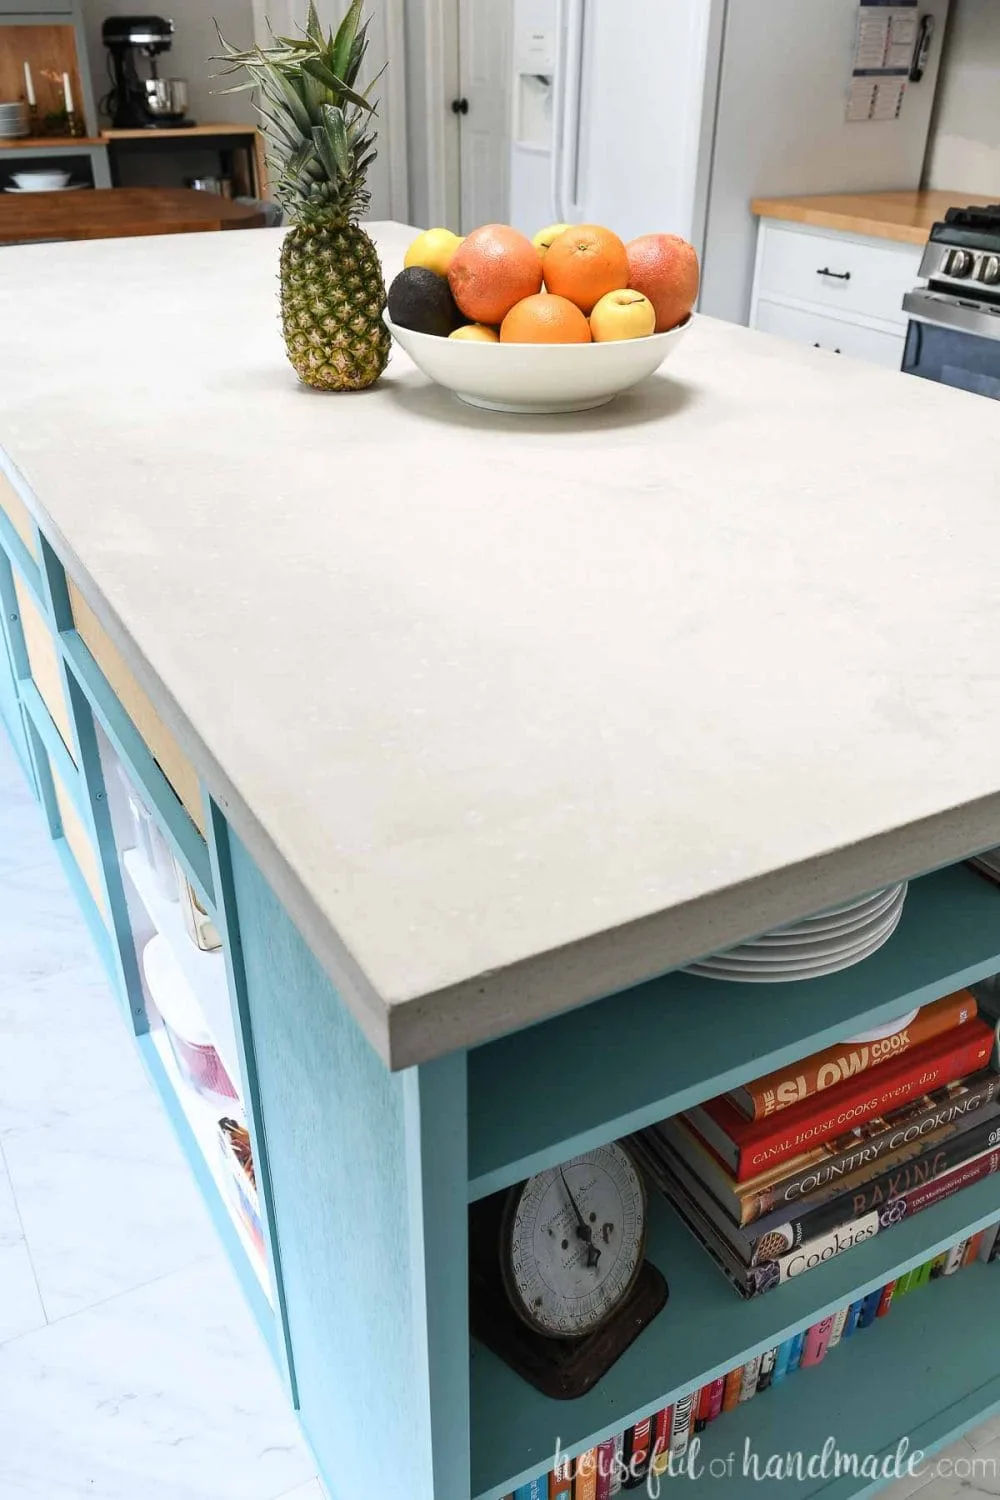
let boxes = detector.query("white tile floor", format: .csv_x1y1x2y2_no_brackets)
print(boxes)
1,723,999,1499
0,728,321,1500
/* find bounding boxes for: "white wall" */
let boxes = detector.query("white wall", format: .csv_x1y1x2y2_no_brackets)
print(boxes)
925,0,1000,193
81,0,256,126
250,0,408,220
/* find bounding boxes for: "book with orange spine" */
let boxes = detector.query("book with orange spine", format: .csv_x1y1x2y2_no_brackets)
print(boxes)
731,992,976,1120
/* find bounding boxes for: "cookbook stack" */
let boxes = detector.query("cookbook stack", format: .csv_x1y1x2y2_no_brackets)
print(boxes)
634,990,1000,1296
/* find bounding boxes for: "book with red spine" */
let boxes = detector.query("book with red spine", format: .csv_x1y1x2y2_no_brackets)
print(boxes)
731,992,976,1120
657,1071,1000,1225
687,1018,997,1180
595,1438,617,1500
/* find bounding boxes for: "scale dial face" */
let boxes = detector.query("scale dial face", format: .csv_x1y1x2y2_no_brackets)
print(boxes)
500,1144,647,1339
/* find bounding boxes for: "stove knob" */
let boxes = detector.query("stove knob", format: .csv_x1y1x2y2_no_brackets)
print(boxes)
978,254,1000,286
945,248,974,278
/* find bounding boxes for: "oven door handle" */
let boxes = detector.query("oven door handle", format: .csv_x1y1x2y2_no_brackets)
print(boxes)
903,289,1000,341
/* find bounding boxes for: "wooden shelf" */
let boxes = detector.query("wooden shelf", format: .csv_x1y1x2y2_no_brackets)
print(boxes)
467,865,1000,1201
0,136,102,149
101,123,258,141
470,1174,1000,1499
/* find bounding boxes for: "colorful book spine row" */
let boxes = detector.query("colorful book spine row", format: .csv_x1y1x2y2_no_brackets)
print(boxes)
504,1223,1000,1500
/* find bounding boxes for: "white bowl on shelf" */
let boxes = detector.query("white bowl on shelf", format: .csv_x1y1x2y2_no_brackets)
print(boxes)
383,310,691,414
11,170,71,191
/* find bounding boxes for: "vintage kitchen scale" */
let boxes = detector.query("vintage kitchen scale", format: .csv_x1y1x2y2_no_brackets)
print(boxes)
470,1142,667,1399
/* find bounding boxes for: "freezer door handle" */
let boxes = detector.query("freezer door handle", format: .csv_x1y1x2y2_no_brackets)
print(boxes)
550,0,568,221
559,0,586,224
551,0,585,223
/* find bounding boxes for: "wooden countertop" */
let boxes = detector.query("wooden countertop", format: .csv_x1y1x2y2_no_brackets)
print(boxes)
101,123,260,142
4,222,1000,1067
751,190,1000,245
0,186,265,243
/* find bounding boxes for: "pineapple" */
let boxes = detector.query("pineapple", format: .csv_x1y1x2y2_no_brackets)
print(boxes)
217,1,390,391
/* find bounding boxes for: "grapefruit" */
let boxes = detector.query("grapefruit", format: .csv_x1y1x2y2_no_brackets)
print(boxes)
448,225,543,325
626,234,700,332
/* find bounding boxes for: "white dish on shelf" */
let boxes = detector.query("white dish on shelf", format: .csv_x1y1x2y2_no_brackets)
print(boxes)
845,1009,920,1044
685,901,905,983
710,904,905,968
6,181,86,194
745,885,904,946
384,310,691,414
11,169,71,190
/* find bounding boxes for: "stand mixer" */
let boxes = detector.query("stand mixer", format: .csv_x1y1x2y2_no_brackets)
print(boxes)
101,16,195,129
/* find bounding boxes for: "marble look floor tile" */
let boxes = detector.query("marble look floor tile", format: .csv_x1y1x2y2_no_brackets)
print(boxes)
967,1414,1000,1453
2,1082,217,1320
0,961,145,1138
0,1239,45,1344
275,1481,327,1500
0,858,103,990
0,1256,313,1500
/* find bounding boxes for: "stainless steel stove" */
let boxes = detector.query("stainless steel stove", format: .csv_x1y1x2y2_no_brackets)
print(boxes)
902,204,1000,398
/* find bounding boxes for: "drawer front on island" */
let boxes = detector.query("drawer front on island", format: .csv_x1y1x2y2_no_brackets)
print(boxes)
67,577,205,834
754,221,921,329
0,469,37,562
754,299,905,370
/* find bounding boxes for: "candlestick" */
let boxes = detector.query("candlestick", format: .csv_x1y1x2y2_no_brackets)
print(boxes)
62,71,73,116
23,60,35,107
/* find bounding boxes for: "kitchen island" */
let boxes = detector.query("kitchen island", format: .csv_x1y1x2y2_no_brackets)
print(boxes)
3,222,1000,1499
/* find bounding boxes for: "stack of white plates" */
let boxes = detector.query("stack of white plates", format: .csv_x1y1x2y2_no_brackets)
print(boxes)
0,102,29,140
969,849,1000,884
684,882,908,983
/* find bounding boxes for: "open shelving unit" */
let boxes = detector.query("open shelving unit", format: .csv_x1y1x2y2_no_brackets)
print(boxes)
464,864,1000,1498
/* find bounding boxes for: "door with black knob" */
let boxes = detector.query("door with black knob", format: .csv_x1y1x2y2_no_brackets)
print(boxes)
455,0,511,231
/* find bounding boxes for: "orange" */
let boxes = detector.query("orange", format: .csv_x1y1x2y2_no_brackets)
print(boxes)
626,234,700,333
500,293,592,344
542,224,629,314
448,224,543,325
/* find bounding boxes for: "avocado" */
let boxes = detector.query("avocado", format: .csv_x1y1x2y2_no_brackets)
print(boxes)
387,267,461,338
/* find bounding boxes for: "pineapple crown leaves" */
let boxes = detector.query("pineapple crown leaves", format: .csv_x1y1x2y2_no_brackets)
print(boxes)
214,1,384,225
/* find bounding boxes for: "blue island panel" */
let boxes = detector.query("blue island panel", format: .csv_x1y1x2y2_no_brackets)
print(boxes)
226,830,433,1500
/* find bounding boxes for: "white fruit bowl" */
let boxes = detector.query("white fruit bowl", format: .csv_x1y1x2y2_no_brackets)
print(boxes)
383,311,691,414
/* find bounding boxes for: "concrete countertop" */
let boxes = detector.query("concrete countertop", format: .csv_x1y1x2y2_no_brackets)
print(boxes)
751,189,999,245
2,221,1000,1069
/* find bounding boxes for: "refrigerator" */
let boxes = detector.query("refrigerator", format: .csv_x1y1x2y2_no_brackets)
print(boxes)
509,0,951,325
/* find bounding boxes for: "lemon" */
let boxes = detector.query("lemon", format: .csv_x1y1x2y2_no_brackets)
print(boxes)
532,222,572,254
449,324,500,342
404,228,464,277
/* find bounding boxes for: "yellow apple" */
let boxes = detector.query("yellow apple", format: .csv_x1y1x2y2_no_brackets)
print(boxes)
532,222,572,255
449,324,500,342
405,227,464,277
589,288,656,341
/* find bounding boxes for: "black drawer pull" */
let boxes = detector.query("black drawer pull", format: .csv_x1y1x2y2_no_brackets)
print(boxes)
817,266,851,281
451,97,470,114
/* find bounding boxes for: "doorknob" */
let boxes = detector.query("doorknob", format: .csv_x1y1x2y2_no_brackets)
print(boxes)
451,97,469,114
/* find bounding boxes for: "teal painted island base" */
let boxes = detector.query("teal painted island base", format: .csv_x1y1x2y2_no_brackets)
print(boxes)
5,472,1000,1500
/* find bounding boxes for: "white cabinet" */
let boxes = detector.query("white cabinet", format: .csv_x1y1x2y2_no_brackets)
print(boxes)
753,299,908,369
750,219,922,370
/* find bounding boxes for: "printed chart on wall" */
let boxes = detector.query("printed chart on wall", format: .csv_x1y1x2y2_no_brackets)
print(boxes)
847,0,919,123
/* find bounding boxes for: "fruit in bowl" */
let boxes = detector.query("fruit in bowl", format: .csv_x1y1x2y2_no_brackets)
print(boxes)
383,218,697,412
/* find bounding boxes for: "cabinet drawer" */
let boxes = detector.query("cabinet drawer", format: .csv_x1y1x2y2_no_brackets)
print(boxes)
13,573,77,762
67,577,205,834
0,470,37,561
756,223,920,328
754,299,905,370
